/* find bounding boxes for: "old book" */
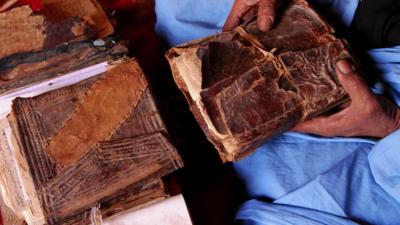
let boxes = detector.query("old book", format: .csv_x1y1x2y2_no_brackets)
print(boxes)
0,123,169,225
97,178,169,220
0,38,127,94
167,0,352,161
42,0,114,38
8,60,183,224
61,178,170,225
1,121,173,225
0,118,45,225
0,6,95,59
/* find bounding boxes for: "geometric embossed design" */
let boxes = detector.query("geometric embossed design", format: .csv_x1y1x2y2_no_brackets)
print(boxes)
60,179,168,225
9,60,183,224
41,133,182,224
46,60,149,169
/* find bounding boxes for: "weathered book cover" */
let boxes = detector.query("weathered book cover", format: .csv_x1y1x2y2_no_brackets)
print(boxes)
0,38,127,95
0,0,113,59
55,178,170,225
0,6,95,59
9,60,183,224
0,2,119,96
1,119,170,225
167,0,352,161
41,0,114,38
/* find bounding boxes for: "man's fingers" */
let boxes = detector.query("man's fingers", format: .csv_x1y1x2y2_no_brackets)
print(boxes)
224,0,276,32
242,7,257,22
292,117,333,136
258,0,276,31
292,113,347,137
223,1,251,31
336,60,375,104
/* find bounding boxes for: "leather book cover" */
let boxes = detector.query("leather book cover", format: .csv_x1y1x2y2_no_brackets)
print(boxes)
41,0,114,38
0,2,119,96
0,38,128,95
58,178,169,225
9,60,183,224
0,0,113,60
167,0,353,161
0,6,95,59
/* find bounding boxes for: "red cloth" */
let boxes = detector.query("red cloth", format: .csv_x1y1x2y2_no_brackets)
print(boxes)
4,0,43,11
15,0,42,11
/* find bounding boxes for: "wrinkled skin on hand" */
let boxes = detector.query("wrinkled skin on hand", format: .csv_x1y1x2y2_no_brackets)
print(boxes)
293,60,400,138
223,0,277,32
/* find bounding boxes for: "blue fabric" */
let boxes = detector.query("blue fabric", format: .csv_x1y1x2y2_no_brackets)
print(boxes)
234,131,400,225
155,0,400,224
155,0,234,46
236,200,359,225
368,47,400,106
155,0,358,46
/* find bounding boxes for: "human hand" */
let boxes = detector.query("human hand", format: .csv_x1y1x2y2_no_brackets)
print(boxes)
223,0,277,32
293,59,400,138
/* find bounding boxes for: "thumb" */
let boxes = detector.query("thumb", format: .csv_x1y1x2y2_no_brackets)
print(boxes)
336,60,374,103
258,0,276,32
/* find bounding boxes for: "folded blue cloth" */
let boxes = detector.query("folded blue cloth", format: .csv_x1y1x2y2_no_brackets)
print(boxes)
236,200,359,225
235,130,400,225
155,0,400,224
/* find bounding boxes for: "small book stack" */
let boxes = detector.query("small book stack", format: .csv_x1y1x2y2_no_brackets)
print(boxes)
0,2,186,225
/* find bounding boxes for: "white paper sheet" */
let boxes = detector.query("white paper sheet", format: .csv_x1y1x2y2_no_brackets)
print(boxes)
0,61,108,118
103,195,193,225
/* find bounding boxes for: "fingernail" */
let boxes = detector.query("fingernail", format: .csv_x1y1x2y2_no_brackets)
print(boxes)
267,16,274,28
337,60,355,74
258,16,273,32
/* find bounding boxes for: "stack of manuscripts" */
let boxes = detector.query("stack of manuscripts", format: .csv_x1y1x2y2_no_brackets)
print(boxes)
0,1,187,225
